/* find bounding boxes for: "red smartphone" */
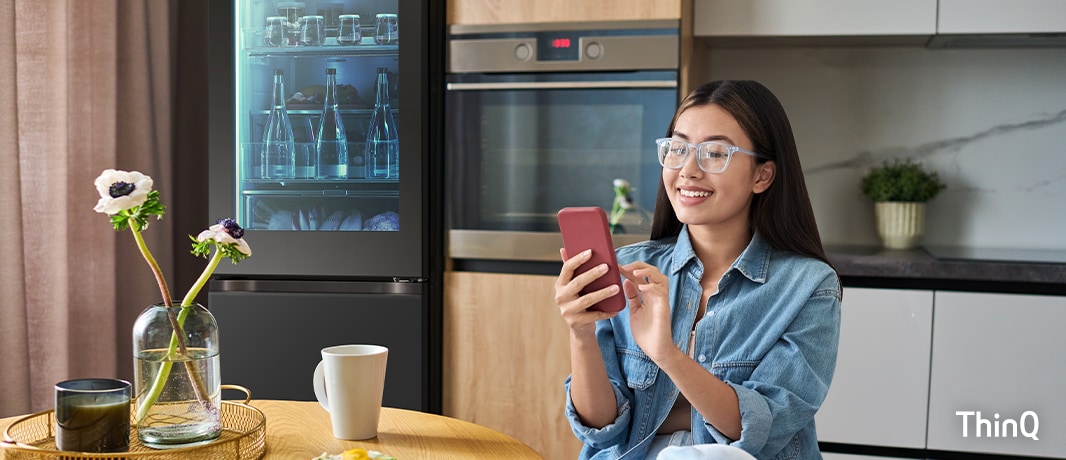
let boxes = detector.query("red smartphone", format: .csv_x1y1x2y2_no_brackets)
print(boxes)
557,207,626,313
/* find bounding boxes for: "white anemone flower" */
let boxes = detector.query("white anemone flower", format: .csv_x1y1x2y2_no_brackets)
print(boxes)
197,220,252,257
93,169,154,215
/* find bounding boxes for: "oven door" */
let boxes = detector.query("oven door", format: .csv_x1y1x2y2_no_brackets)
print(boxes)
445,70,677,234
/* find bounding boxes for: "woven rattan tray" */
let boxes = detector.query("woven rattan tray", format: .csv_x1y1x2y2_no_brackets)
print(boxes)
1,392,265,460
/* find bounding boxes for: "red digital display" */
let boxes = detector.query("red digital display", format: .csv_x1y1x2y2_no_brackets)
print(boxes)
538,33,580,61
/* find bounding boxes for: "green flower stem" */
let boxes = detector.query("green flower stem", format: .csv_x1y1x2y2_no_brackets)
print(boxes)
133,241,224,423
129,223,173,307
182,250,223,307
609,203,625,234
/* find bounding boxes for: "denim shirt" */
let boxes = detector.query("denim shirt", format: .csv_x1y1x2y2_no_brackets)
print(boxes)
565,227,841,460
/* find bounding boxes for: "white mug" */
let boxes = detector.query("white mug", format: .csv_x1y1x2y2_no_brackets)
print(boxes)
312,344,388,440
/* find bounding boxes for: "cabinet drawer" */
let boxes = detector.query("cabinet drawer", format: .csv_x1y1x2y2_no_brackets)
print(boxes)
815,288,932,448
927,292,1066,457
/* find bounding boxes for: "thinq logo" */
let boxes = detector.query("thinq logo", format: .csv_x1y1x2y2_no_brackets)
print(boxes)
956,411,1039,440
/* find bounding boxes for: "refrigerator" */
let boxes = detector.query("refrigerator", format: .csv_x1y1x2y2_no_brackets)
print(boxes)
206,0,445,413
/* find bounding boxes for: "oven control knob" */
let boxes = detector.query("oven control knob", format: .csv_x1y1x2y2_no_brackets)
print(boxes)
585,41,603,60
514,42,533,61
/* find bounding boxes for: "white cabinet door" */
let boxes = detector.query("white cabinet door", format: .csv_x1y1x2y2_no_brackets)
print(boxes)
927,292,1066,457
824,454,914,460
815,288,933,449
938,0,1066,34
693,0,936,36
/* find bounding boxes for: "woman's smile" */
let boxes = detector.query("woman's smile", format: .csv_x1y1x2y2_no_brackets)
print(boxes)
676,186,713,205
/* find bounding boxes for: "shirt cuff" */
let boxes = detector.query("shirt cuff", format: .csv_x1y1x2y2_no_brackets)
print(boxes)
564,384,633,449
702,382,770,454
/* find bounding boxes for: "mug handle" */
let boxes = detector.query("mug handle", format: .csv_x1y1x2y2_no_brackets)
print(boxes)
313,360,330,411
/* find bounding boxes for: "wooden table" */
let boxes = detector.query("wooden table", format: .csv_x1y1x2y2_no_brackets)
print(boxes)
0,400,543,460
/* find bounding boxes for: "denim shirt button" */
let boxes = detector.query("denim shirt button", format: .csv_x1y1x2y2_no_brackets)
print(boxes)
698,354,707,362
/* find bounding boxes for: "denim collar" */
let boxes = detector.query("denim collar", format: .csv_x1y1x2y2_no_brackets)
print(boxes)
668,225,770,285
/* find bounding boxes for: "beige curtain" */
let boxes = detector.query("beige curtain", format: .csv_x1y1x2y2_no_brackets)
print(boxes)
0,0,207,417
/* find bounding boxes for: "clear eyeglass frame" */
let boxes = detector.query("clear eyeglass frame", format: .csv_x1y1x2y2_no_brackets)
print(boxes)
655,137,763,174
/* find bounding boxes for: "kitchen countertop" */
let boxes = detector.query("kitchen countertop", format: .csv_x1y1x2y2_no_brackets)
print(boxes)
826,245,1066,292
449,230,1066,294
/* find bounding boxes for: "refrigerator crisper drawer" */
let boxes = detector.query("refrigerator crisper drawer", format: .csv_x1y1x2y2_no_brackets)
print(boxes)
209,282,426,411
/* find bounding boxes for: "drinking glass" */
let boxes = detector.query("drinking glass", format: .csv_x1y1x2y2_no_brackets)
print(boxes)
300,15,325,46
276,1,305,46
276,1,304,27
337,14,362,45
297,118,316,179
296,143,316,179
374,13,398,45
265,16,287,47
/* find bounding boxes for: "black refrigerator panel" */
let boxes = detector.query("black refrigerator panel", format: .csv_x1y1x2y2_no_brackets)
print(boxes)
209,282,426,411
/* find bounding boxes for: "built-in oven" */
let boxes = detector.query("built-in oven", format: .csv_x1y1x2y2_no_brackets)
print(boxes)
445,20,679,262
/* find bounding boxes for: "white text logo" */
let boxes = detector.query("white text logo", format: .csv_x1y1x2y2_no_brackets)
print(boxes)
956,411,1039,440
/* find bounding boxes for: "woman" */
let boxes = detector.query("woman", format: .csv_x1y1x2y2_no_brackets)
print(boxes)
555,80,841,460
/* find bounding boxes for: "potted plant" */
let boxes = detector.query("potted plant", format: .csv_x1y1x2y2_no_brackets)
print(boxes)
860,159,946,249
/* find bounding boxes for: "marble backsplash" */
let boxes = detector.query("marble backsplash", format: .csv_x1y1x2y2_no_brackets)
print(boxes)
704,45,1066,250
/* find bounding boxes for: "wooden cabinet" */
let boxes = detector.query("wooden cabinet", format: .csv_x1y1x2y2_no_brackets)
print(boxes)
692,0,936,37
447,0,682,25
926,292,1066,458
938,0,1066,34
442,271,582,460
816,288,933,449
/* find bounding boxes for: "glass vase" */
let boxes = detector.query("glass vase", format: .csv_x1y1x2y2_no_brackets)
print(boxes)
132,301,221,449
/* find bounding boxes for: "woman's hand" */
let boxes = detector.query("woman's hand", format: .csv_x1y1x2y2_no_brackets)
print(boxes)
556,248,623,429
555,248,621,338
620,262,676,361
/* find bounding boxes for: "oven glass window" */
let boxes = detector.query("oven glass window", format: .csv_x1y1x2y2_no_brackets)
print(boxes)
447,73,676,235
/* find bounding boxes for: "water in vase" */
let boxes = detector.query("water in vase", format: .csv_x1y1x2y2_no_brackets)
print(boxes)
134,347,222,448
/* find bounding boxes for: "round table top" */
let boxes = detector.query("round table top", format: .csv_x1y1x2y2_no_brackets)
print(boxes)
0,400,543,460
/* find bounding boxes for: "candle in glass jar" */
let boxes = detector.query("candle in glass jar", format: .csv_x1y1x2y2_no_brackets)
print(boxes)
55,379,131,452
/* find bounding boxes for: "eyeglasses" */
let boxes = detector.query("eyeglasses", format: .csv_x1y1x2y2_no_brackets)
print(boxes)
655,137,763,174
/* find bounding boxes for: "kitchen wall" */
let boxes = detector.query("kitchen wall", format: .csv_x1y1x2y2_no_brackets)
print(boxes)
703,45,1066,249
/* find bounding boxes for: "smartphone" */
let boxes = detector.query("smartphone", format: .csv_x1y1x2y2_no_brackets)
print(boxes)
557,207,626,313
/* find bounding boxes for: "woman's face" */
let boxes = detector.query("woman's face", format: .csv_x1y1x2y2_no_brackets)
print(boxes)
663,103,773,230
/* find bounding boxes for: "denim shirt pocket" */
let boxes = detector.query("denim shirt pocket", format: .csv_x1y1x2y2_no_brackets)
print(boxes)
618,349,659,391
771,434,801,460
710,360,758,384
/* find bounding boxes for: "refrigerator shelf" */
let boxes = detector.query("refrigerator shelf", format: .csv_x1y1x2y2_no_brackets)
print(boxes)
241,180,398,192
245,43,398,58
241,188,398,197
252,108,399,116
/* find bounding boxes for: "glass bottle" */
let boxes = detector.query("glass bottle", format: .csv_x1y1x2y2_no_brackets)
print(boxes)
262,69,295,180
132,301,221,448
316,68,348,179
365,67,398,179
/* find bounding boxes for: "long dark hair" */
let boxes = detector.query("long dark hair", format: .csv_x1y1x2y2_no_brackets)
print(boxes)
650,80,833,268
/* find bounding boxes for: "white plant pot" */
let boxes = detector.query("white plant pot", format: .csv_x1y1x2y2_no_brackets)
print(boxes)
875,202,925,250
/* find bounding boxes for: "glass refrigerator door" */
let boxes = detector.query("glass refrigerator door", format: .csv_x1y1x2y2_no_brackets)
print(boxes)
223,0,423,277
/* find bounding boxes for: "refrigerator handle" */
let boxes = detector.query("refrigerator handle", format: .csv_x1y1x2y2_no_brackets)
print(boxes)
211,279,425,295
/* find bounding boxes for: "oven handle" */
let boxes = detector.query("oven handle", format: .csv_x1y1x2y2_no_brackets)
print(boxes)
446,80,677,91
